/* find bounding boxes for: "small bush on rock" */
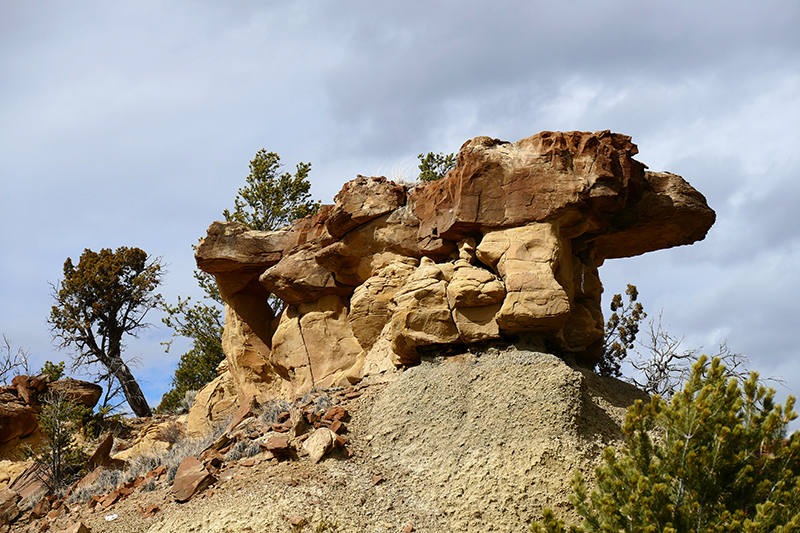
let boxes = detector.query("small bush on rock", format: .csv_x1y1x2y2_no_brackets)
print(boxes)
39,360,66,381
23,391,90,492
417,152,456,182
531,356,800,532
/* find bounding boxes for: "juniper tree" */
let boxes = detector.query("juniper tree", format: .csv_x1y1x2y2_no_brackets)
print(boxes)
223,149,320,231
49,247,162,417
597,284,646,377
531,356,800,532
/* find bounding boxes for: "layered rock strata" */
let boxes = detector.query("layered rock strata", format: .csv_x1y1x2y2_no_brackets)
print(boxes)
194,131,715,406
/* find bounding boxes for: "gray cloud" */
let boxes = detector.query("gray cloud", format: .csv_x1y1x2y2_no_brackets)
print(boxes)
1,0,798,415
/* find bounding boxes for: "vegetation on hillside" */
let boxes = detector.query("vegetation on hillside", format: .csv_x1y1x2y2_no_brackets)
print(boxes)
597,284,646,378
531,356,800,532
23,391,90,492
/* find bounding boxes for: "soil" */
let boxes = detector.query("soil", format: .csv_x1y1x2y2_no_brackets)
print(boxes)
10,345,647,533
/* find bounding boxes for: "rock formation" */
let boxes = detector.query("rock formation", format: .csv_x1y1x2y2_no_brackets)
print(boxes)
0,375,102,451
194,131,715,409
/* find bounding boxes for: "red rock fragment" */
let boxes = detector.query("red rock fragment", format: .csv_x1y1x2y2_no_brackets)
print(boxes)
267,436,291,454
30,495,51,519
172,456,217,503
138,504,160,519
322,406,348,422
61,521,92,533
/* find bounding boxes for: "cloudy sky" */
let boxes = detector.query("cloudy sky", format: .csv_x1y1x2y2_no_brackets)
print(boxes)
2,1,799,418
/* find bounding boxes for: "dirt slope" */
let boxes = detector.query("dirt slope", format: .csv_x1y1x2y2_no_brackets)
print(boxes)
19,346,646,533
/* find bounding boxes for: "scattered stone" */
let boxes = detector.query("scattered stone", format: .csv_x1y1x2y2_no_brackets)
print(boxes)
85,496,101,510
138,504,160,519
288,515,306,527
46,506,63,520
199,449,225,470
289,407,308,438
60,521,92,533
403,524,414,532
266,436,290,455
303,428,337,464
99,490,120,508
149,465,167,478
323,407,348,422
222,393,258,435
172,456,217,503
29,495,51,519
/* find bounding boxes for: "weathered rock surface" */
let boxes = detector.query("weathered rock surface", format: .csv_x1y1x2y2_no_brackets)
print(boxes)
0,401,39,447
194,131,715,404
0,376,102,448
171,456,217,503
302,428,337,464
186,361,238,437
47,378,103,408
0,488,21,530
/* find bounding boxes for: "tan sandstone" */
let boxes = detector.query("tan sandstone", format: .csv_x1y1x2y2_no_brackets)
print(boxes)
191,130,715,410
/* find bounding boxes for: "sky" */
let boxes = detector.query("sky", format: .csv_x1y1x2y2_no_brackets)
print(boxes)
2,1,799,421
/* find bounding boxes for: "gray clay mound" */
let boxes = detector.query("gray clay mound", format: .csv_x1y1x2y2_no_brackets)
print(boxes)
368,345,648,532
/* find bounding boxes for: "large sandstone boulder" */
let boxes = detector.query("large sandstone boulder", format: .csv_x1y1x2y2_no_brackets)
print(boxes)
0,401,39,446
192,130,715,408
47,378,102,408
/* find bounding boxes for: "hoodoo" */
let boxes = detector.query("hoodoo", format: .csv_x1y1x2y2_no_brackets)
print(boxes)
192,130,715,427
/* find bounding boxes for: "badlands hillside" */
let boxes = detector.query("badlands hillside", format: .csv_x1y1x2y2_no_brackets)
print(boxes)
1,131,714,532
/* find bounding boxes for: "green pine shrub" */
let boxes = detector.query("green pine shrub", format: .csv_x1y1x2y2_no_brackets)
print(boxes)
531,356,800,532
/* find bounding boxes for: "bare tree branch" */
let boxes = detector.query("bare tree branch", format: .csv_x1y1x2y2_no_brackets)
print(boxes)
1,334,31,384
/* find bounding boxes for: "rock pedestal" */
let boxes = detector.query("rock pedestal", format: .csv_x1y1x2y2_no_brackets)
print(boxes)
194,131,715,405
